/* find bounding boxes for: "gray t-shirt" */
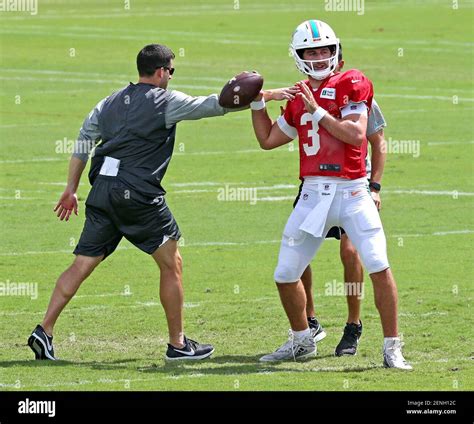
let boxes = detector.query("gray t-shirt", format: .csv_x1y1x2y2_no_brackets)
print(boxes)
73,83,230,197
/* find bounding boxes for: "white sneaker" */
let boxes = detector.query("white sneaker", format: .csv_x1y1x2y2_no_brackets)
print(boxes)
260,330,316,362
383,338,413,370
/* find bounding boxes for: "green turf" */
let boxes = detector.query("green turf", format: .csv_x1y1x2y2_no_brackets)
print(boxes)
0,0,473,391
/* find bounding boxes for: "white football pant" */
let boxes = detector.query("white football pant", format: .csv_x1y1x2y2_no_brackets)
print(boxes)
274,177,390,283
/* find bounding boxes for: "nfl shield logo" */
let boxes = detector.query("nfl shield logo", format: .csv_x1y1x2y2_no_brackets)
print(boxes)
324,184,330,190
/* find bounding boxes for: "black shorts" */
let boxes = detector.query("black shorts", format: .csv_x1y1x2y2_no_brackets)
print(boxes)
74,177,181,259
293,180,346,240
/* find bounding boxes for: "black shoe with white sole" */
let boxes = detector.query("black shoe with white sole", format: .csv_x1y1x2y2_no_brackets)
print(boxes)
165,336,214,361
28,325,56,360
335,321,362,356
308,317,327,343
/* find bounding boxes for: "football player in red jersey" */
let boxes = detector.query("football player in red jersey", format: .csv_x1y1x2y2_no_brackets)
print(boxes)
251,20,411,369
296,46,388,357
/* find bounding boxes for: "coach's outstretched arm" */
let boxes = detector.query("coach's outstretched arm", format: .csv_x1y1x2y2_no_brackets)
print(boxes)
164,90,244,127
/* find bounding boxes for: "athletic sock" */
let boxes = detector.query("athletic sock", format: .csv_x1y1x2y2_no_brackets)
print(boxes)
383,337,400,349
293,328,311,342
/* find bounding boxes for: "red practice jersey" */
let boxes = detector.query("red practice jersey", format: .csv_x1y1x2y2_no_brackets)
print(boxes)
277,69,374,180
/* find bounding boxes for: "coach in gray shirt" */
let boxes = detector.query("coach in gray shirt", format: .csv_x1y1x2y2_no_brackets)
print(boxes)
28,44,235,361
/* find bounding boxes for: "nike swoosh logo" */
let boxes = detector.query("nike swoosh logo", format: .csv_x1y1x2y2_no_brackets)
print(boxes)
351,79,361,83
173,347,195,356
42,331,52,351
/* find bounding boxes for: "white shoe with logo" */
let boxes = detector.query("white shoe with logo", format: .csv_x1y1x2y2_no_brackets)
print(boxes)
260,330,316,362
383,338,413,370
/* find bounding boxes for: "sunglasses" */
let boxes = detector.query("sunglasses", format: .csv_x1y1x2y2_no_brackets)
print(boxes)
161,66,175,75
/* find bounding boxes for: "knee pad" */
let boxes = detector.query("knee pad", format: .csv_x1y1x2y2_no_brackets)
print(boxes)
345,203,389,274
362,248,389,274
274,263,301,283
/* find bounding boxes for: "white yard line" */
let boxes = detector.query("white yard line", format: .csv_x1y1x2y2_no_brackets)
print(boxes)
0,20,470,47
36,181,287,187
0,5,319,21
0,75,126,85
74,293,133,299
0,25,279,42
0,28,267,45
166,374,206,380
382,189,474,196
31,182,473,195
0,188,49,193
0,240,281,257
366,311,449,318
0,298,272,317
0,248,73,256
0,148,292,164
427,140,474,146
258,196,295,201
174,184,298,194
432,230,473,236
170,182,247,187
2,377,155,390
247,188,474,201
1,186,472,203
0,196,41,200
1,71,473,102
0,301,161,317
376,93,474,102
0,230,472,257
0,301,200,317
0,123,62,129
2,357,470,389
393,230,474,237
0,157,64,164
174,149,265,156
37,182,69,185
2,69,470,95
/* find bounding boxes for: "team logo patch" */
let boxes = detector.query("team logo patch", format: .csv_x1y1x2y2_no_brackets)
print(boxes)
320,88,336,100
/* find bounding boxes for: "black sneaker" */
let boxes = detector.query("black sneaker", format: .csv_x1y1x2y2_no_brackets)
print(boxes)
28,325,56,360
165,336,214,361
335,321,362,356
308,317,327,343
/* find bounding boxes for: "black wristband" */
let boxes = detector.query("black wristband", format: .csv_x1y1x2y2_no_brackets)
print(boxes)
369,181,381,192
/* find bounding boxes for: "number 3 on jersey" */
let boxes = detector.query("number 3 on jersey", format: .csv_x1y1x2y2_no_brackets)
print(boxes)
301,112,320,156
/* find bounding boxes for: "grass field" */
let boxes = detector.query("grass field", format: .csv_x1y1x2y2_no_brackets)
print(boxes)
0,0,473,392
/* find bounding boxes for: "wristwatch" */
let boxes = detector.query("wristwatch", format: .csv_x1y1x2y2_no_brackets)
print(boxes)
369,181,381,192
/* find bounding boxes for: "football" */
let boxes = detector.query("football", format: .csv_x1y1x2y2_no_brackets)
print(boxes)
218,71,264,109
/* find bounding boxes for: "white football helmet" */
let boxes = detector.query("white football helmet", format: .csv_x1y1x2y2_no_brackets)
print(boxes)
290,20,340,80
